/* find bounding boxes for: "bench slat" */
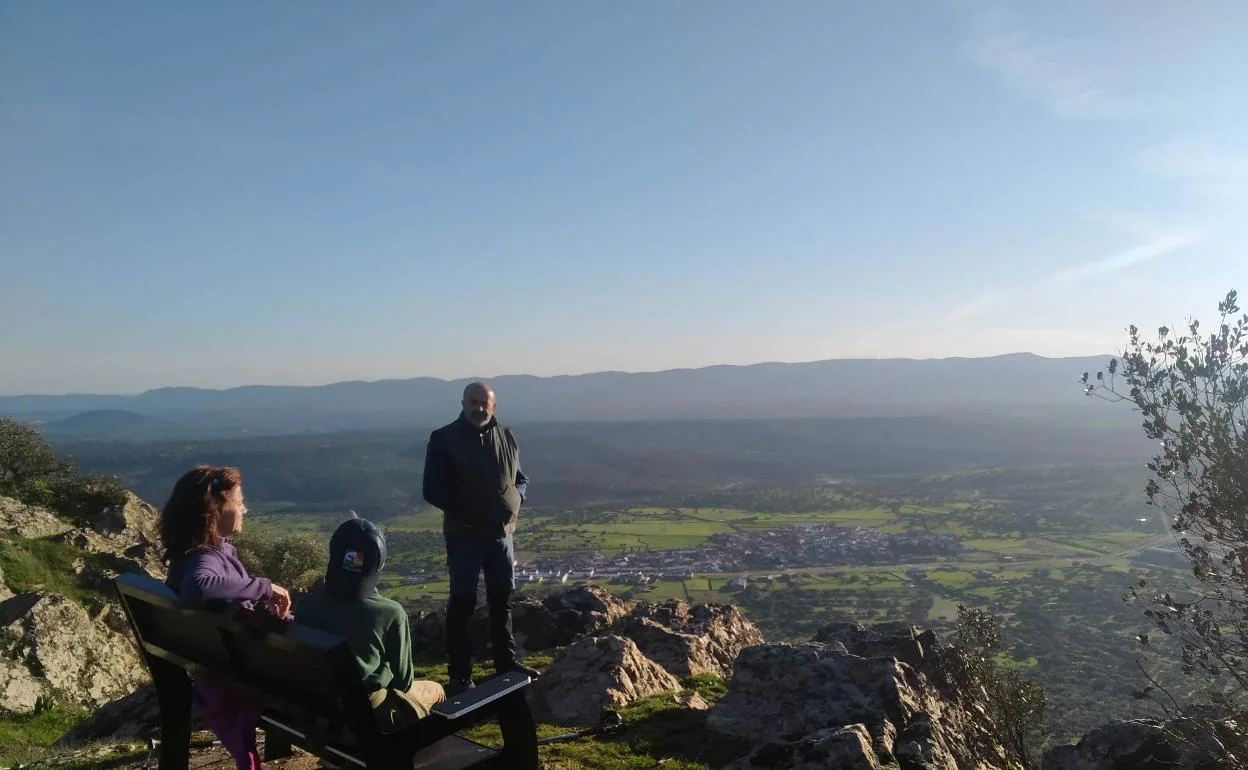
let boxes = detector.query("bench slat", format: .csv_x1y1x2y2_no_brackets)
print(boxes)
432,673,530,720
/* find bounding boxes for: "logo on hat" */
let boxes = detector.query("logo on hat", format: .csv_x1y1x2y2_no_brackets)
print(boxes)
342,550,366,573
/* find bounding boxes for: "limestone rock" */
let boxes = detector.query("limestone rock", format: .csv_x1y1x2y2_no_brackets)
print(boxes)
618,616,729,678
813,621,934,669
0,591,149,714
532,634,680,725
0,563,12,601
52,491,165,582
624,599,764,678
1040,717,1237,770
709,638,1007,770
0,496,73,539
676,690,711,711
409,583,635,659
531,584,635,647
724,723,890,770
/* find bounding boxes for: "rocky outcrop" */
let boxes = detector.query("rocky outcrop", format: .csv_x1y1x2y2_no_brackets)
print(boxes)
725,723,890,770
56,683,181,747
710,628,1009,770
409,583,636,659
0,564,12,601
623,599,764,678
0,591,148,714
813,621,935,669
52,491,165,581
531,634,681,725
1041,717,1242,770
0,496,73,540
539,584,635,640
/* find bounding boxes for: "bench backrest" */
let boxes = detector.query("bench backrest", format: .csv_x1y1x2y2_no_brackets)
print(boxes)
114,572,374,743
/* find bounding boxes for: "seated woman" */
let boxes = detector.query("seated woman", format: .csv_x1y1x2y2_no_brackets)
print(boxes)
159,464,291,770
296,516,446,732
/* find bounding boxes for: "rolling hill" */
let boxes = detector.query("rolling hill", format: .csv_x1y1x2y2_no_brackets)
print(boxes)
1,353,1127,440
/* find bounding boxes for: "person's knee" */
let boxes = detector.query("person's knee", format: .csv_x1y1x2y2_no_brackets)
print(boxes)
446,592,477,620
486,586,513,609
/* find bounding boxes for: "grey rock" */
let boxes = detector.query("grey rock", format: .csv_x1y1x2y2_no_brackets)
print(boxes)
710,638,1007,770
531,634,681,725
409,583,635,660
676,690,711,711
0,496,73,540
0,591,148,715
1040,717,1235,770
0,563,12,601
51,491,165,582
625,599,764,678
724,723,891,770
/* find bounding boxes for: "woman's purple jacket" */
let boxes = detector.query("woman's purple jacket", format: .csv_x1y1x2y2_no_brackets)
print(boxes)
166,542,274,767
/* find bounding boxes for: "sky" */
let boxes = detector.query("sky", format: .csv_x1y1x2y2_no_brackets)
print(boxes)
3,1,1248,395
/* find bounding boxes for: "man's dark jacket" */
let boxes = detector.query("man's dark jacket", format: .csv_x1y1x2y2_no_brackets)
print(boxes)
421,415,529,539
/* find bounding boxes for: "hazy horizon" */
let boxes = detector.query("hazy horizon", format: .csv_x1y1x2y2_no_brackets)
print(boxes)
5,2,1247,394
1,350,1116,398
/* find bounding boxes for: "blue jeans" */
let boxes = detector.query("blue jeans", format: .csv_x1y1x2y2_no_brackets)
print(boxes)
445,535,517,682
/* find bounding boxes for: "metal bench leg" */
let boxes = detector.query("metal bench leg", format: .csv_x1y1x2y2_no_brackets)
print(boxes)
496,690,539,770
264,723,294,760
148,657,192,770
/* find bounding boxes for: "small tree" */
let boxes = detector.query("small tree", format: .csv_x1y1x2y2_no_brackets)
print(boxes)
0,416,127,522
937,605,1048,769
0,417,70,504
1083,290,1248,766
1082,291,1248,701
232,528,328,593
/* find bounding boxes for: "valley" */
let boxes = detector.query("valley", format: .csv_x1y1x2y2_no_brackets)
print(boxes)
34,406,1194,748
78,427,1181,745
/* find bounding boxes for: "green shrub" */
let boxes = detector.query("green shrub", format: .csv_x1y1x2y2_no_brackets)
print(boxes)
233,528,328,592
0,417,128,524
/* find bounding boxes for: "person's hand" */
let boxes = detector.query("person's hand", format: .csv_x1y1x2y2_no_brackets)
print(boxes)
267,584,292,617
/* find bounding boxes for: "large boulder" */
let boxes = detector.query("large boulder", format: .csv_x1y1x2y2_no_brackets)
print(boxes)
618,616,729,678
531,634,681,725
0,564,11,602
408,583,635,661
52,491,165,581
724,723,891,770
0,591,149,714
623,599,764,678
813,621,935,670
0,496,73,540
709,638,1008,770
1041,717,1239,770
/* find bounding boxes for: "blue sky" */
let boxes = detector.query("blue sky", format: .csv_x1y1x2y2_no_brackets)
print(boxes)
3,1,1246,394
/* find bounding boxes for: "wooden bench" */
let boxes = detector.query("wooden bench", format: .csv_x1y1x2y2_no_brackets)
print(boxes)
113,572,539,770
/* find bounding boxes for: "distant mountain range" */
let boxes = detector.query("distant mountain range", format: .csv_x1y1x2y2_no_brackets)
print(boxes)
2,353,1129,440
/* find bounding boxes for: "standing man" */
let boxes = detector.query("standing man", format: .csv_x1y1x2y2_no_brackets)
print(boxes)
422,381,539,695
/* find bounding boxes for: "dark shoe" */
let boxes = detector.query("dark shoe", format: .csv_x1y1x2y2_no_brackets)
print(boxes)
498,662,541,680
446,679,475,697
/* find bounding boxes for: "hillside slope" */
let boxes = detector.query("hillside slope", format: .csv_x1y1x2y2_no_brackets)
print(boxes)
1,353,1123,437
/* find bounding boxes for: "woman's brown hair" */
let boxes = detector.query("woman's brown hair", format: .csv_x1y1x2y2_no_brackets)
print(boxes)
158,464,242,563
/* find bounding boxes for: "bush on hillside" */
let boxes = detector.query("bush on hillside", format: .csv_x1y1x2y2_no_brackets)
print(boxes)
936,605,1048,770
1083,289,1248,765
232,528,328,593
0,417,128,524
